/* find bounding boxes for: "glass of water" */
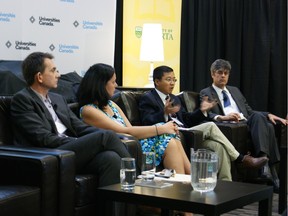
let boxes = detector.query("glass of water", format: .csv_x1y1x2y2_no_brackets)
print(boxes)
120,157,136,191
141,152,156,181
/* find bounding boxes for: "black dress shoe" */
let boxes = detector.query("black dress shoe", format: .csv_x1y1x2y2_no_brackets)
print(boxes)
252,163,273,184
260,163,272,179
242,155,268,169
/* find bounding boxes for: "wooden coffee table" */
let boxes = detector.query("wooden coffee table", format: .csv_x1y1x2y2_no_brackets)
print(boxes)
97,180,273,216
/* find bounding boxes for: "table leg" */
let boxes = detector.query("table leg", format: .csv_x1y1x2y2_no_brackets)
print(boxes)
97,197,113,216
258,196,272,216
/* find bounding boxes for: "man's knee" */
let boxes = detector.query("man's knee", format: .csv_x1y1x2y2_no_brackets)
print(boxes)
99,151,121,168
95,151,122,186
202,121,217,128
249,112,267,123
96,151,121,178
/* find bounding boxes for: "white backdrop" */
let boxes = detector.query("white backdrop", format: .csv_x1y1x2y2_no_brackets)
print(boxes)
0,0,116,76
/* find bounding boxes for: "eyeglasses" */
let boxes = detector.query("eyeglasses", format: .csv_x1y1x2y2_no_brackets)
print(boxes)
215,70,230,76
164,78,177,83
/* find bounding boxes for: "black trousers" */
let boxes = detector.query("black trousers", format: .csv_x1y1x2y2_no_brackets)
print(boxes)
58,130,130,186
247,112,280,165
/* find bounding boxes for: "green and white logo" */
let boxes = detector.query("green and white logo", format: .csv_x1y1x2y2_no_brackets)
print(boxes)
135,26,142,38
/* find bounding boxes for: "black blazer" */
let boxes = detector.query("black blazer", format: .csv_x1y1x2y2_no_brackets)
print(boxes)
139,89,207,128
200,85,269,120
10,87,98,148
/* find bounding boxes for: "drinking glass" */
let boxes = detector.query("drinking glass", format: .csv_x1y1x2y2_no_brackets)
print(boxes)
120,157,136,191
141,152,156,181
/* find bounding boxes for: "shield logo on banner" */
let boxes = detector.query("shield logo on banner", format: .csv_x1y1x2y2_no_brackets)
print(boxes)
135,26,142,38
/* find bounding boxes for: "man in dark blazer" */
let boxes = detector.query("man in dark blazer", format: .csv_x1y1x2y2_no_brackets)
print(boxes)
200,59,287,191
10,52,131,187
138,65,268,181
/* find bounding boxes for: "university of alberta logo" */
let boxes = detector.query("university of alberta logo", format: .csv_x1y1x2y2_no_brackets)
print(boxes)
135,26,142,38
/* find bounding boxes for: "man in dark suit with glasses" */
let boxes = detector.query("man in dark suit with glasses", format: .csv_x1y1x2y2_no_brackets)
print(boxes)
200,59,287,192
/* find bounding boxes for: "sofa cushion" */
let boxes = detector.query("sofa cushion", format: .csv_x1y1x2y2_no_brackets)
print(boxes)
0,185,40,216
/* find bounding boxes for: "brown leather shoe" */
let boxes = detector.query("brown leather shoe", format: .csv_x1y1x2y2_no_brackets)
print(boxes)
242,155,268,169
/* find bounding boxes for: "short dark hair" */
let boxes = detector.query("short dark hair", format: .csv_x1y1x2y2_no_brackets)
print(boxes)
22,52,54,86
210,59,231,73
77,63,115,110
153,65,173,82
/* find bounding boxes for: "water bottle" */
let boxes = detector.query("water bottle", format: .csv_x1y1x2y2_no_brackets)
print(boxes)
191,148,218,192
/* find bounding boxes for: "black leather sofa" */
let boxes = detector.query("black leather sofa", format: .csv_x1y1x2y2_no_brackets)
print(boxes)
112,90,248,180
111,90,204,158
0,150,58,216
0,95,142,216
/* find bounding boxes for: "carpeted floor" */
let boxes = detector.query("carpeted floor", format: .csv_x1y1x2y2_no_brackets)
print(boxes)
136,193,287,216
193,193,287,216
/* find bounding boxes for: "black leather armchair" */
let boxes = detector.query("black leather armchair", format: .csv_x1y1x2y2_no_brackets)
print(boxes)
177,91,287,181
0,150,58,216
0,96,142,216
177,91,251,154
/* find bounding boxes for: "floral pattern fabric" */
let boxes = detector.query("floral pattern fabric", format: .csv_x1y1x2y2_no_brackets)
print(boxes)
80,100,178,166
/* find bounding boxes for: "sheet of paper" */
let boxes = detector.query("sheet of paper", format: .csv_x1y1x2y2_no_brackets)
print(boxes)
138,174,191,183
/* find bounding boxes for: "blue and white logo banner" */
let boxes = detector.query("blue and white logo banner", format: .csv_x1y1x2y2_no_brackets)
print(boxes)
0,0,117,76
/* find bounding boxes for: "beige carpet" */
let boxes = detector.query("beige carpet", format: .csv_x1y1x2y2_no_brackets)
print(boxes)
193,193,286,216
136,193,287,216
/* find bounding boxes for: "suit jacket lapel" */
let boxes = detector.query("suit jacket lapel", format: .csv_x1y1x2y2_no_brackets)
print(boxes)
226,86,244,114
151,89,165,109
210,86,225,114
27,88,58,132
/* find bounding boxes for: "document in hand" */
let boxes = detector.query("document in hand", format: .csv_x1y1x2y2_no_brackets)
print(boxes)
178,127,195,131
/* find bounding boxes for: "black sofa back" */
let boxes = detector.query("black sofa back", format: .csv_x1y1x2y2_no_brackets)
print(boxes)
112,91,146,126
0,96,13,145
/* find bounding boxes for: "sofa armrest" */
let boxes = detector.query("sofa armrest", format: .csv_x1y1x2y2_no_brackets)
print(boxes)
0,146,76,216
179,129,203,157
214,122,250,154
122,138,142,174
0,150,58,216
117,133,142,174
274,121,287,148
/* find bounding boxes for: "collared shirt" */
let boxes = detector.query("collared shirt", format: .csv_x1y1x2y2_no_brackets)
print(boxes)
155,88,168,105
30,88,67,135
212,84,241,115
155,89,170,122
212,84,246,121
